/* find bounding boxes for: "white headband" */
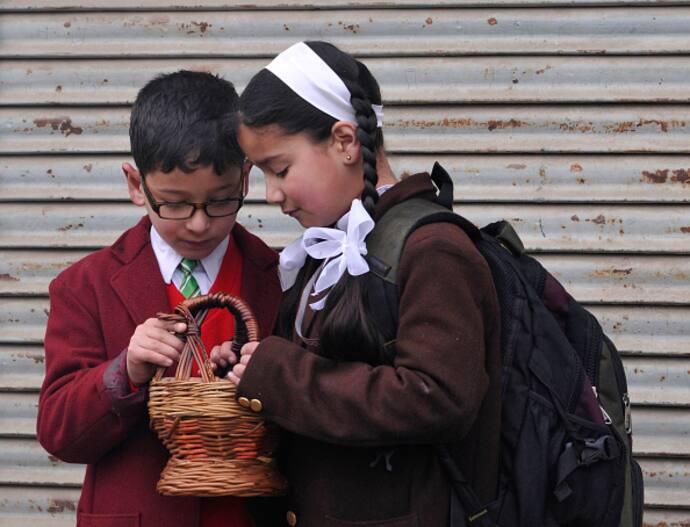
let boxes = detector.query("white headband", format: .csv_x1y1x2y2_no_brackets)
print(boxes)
266,41,383,128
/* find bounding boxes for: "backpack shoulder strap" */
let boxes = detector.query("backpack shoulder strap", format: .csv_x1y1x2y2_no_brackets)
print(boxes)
366,198,481,285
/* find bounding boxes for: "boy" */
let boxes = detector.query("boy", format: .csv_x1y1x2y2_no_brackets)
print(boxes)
36,71,281,527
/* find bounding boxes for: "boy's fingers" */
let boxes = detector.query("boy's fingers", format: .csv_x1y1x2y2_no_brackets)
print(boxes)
210,345,228,368
135,336,181,362
146,318,186,334
130,346,175,367
143,328,185,351
220,341,238,364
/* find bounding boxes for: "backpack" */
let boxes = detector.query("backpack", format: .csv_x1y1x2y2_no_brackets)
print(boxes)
364,163,644,527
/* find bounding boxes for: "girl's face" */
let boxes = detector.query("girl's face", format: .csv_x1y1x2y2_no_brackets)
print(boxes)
238,123,364,228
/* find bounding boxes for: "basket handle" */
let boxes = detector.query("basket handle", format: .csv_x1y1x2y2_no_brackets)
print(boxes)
153,292,260,383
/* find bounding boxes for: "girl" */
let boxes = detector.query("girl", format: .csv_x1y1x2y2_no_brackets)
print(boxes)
213,41,501,526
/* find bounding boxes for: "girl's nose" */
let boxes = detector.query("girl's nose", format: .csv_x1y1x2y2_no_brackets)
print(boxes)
185,206,210,233
265,176,284,205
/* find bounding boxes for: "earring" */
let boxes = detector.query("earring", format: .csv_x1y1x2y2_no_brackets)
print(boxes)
346,154,352,161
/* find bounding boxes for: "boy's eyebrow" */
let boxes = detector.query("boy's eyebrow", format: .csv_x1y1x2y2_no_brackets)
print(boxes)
155,182,240,196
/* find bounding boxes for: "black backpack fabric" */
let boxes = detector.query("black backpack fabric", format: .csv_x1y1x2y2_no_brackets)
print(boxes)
364,163,644,527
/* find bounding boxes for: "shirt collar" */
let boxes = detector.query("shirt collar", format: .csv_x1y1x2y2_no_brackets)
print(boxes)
150,226,229,285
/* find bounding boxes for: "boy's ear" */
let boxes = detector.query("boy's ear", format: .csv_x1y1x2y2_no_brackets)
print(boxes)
122,162,146,207
330,121,360,166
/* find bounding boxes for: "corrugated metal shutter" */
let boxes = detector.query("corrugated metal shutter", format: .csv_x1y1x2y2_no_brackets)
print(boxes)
1,2,688,525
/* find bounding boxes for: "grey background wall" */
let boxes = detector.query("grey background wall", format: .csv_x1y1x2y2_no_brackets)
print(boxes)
0,1,688,525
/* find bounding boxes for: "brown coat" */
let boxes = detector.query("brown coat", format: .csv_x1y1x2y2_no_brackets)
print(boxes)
238,173,501,527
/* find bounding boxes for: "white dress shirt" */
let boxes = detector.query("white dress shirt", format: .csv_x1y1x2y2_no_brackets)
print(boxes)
150,226,229,295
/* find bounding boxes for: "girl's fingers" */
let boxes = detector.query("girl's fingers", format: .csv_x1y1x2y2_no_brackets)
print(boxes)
239,354,253,366
240,341,260,356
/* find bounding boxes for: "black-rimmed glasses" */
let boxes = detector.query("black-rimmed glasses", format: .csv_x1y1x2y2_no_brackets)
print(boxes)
141,176,244,220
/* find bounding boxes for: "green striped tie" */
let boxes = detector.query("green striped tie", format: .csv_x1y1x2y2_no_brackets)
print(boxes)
178,258,201,298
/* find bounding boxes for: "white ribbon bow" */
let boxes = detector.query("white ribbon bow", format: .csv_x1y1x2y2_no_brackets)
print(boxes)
279,199,375,310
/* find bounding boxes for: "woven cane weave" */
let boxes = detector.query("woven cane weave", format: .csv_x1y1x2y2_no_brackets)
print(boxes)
148,292,287,497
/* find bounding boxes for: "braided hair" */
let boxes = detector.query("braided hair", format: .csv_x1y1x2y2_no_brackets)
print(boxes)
239,41,388,363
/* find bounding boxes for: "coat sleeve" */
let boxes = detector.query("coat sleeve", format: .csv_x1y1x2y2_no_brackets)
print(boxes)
236,224,493,447
36,276,148,464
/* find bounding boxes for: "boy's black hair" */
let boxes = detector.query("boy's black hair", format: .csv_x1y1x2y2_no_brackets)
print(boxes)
239,41,387,364
130,70,243,177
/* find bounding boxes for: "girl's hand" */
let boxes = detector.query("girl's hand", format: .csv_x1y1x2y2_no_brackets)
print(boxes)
227,341,260,385
209,340,239,375
126,318,186,386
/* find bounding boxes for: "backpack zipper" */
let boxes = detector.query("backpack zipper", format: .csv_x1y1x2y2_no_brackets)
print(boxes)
623,392,632,434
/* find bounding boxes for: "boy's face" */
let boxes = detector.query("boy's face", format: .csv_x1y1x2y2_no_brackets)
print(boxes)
124,162,249,260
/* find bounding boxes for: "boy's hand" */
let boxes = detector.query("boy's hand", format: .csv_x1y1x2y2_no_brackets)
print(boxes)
226,341,260,385
209,340,239,376
126,318,186,386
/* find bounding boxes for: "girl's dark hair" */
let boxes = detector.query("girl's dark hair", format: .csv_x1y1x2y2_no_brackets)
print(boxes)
240,41,387,364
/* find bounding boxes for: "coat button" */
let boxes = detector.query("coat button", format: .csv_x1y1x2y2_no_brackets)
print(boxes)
286,510,297,526
250,398,263,412
238,397,250,408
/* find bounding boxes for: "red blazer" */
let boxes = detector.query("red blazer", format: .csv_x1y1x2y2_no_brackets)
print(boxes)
37,216,281,527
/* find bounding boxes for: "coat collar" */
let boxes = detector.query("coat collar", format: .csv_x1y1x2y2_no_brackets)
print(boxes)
109,217,169,326
108,216,280,337
373,172,438,222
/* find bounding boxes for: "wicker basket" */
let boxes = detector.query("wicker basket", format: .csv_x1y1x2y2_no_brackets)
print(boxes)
148,292,287,497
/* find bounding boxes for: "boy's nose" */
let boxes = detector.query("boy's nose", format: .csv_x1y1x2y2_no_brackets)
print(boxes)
185,207,211,232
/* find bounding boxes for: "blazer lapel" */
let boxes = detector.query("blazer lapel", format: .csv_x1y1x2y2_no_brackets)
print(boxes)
110,219,170,326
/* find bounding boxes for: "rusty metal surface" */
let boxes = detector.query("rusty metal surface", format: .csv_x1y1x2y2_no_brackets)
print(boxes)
641,458,690,507
628,407,690,457
643,510,690,527
590,306,689,357
0,486,80,527
2,202,690,253
3,250,689,305
0,346,45,392
4,106,690,154
3,155,689,203
623,357,690,406
6,0,690,10
3,297,688,355
0,392,41,436
3,9,690,58
0,439,84,486
5,57,690,105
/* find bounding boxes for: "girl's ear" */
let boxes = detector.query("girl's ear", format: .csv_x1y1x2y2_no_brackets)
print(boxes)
330,121,360,166
122,162,146,207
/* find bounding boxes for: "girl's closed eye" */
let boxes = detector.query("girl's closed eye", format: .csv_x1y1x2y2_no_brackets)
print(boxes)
276,166,289,178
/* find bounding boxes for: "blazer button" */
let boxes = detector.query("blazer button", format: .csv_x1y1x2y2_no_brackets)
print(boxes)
250,398,263,413
286,510,297,526
238,397,250,408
